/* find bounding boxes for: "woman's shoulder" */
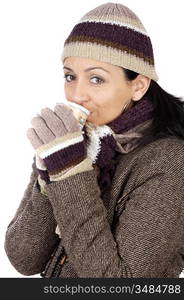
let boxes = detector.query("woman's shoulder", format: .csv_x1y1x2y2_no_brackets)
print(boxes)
131,136,184,175
138,136,184,159
118,136,184,175
113,136,184,198
138,135,184,155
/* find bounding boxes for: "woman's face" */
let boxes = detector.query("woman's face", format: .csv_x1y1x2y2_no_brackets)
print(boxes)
63,56,135,125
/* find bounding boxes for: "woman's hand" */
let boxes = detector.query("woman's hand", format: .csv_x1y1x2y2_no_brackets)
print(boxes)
27,104,89,182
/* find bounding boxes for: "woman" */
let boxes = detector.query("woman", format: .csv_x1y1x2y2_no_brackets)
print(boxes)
4,2,184,278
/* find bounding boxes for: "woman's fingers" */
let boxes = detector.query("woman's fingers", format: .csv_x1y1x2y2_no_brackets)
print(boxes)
26,128,43,150
40,107,67,137
54,104,81,132
31,115,55,143
28,104,81,150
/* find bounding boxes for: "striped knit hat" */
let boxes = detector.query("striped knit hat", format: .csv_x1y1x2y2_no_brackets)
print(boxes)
61,2,159,82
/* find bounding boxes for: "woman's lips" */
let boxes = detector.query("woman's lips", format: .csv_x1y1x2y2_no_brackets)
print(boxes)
83,105,93,113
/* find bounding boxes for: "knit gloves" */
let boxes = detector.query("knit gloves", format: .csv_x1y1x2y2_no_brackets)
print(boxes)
27,104,93,184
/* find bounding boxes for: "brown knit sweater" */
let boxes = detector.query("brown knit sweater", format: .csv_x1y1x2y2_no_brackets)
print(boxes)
4,135,184,278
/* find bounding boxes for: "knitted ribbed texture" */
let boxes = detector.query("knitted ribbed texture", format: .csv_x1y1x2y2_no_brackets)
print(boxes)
26,104,92,184
61,2,159,81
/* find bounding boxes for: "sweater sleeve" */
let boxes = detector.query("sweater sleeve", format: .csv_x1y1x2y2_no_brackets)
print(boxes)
4,158,60,276
44,143,184,277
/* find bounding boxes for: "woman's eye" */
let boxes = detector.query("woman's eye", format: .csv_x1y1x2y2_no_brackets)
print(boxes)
63,74,104,85
64,74,74,82
90,77,104,84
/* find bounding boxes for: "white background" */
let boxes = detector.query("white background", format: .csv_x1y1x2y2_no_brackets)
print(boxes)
0,0,184,278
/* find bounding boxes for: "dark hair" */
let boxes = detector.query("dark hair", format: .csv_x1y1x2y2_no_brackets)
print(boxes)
123,68,184,142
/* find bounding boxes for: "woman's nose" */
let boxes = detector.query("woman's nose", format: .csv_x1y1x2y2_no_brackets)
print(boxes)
72,83,90,105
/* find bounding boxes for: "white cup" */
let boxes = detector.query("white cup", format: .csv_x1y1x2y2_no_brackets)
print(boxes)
57,101,91,129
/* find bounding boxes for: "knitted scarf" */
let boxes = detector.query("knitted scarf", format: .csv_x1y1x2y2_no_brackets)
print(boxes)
83,94,154,194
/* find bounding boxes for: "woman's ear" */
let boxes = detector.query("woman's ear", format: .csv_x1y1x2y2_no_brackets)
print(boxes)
132,75,151,101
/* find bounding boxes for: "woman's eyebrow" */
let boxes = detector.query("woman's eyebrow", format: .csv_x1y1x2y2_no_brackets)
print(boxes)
63,66,110,73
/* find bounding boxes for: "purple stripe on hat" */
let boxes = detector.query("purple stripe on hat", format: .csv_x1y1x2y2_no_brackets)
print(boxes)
65,22,154,64
107,96,154,134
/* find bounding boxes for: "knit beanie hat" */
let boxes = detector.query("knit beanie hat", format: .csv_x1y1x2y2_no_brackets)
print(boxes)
61,2,159,82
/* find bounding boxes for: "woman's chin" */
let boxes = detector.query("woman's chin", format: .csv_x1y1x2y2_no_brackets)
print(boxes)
87,117,98,126
87,112,104,126
87,113,93,122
